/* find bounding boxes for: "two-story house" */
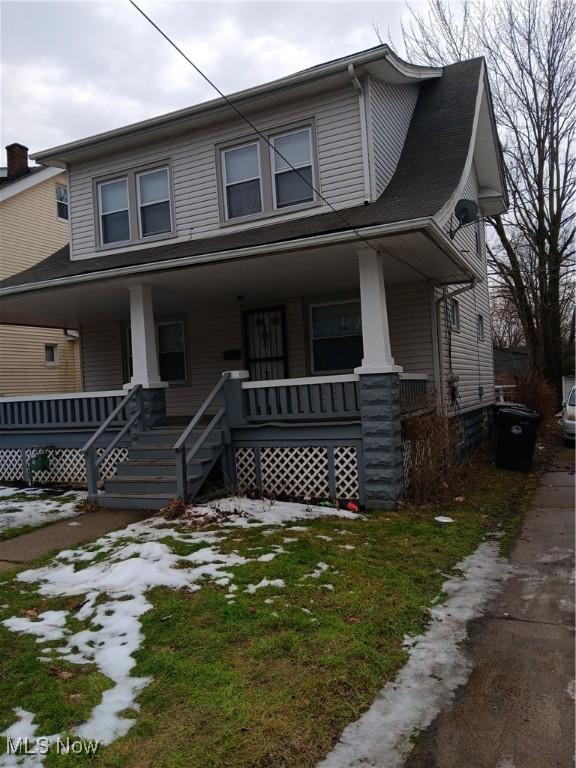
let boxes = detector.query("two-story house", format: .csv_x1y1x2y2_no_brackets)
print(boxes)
0,143,81,395
0,45,506,509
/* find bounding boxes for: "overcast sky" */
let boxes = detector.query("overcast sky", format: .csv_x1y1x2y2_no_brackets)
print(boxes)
0,0,418,158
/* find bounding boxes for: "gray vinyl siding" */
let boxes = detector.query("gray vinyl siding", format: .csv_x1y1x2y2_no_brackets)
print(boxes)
436,163,495,414
69,85,366,260
80,323,124,391
367,77,419,197
387,281,434,375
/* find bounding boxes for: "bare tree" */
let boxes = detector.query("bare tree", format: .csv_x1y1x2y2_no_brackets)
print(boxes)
490,292,526,350
382,0,576,398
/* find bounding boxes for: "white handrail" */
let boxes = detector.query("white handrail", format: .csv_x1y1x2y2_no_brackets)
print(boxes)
0,390,125,403
242,374,359,389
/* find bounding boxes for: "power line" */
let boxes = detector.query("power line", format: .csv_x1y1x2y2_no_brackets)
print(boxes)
128,0,430,280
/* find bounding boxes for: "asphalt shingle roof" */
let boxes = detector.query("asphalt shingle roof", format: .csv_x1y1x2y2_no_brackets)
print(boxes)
0,59,482,292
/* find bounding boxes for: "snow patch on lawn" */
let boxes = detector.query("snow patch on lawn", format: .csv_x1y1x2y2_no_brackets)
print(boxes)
0,487,85,533
316,541,512,768
188,497,360,527
2,497,350,760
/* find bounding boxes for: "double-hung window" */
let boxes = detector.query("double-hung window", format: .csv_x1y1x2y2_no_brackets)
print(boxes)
137,168,172,237
449,298,460,331
310,301,363,373
98,178,130,245
222,143,262,220
56,184,69,220
126,320,186,384
271,127,314,208
477,314,485,341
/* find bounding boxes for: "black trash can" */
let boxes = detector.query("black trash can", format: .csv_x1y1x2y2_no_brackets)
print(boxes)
495,405,541,471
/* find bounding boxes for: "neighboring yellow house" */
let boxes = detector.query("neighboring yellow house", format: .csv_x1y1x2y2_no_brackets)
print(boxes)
0,143,81,394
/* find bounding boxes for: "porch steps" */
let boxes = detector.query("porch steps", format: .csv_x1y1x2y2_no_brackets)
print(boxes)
96,424,225,510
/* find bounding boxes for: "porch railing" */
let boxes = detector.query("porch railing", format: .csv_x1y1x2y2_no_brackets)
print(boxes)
399,373,431,416
82,386,143,496
242,374,360,422
0,390,128,430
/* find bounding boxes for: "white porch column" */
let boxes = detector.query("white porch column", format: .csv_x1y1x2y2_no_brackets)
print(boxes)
125,283,166,389
354,247,402,375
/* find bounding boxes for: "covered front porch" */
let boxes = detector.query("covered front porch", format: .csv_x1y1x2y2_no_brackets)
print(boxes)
0,226,475,507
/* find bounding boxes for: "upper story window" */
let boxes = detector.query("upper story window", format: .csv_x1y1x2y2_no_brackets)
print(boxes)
95,163,173,248
56,184,69,220
218,121,318,223
99,178,130,245
477,314,485,341
449,298,460,331
271,128,314,209
222,143,262,219
475,220,483,258
137,168,172,237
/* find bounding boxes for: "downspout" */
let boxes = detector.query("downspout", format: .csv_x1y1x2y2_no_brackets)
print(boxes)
348,63,372,202
435,278,477,414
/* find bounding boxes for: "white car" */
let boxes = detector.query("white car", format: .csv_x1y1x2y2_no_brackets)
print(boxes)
561,386,575,442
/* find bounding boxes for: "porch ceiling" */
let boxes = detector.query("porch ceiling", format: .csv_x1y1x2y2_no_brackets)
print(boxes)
0,230,471,329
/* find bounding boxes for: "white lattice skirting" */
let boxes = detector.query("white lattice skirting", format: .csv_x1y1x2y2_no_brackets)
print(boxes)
0,448,128,486
235,445,359,499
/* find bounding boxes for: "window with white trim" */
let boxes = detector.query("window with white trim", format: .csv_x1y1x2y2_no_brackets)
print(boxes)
98,178,130,245
449,298,460,331
475,220,483,258
44,343,59,366
477,314,485,341
271,127,314,208
310,301,363,373
222,143,262,220
56,184,69,220
137,167,172,237
126,320,186,383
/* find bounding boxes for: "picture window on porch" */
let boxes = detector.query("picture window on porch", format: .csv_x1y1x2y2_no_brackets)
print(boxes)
137,168,172,237
126,320,186,383
271,127,314,208
222,143,262,220
310,301,363,373
98,178,130,244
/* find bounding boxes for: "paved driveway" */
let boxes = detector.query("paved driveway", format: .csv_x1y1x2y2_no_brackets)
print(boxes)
404,441,575,768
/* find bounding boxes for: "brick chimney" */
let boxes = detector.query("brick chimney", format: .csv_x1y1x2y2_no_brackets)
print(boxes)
6,143,29,179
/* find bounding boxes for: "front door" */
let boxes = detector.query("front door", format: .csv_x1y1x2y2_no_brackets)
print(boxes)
244,307,287,380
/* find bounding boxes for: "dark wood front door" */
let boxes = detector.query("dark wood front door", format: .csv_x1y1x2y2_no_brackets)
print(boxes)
244,307,287,380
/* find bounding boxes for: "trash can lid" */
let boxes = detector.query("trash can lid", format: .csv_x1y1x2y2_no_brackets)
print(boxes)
496,405,541,420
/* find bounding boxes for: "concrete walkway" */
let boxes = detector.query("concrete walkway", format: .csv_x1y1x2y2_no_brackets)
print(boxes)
405,442,575,768
0,509,151,573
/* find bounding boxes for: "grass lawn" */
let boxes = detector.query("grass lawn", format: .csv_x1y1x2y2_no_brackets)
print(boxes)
0,459,536,768
0,488,84,541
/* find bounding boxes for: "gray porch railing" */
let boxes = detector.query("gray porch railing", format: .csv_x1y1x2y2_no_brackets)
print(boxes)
399,374,431,416
174,372,231,500
82,386,143,496
0,390,127,430
242,374,361,422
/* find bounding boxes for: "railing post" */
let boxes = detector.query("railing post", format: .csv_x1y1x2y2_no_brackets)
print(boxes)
85,445,99,498
222,370,249,428
175,448,187,501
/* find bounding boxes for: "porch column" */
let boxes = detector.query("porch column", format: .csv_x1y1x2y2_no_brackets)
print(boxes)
126,283,164,389
125,283,167,430
355,247,403,509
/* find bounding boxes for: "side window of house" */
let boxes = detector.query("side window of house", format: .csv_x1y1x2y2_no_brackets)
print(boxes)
477,314,485,341
56,184,69,220
44,343,59,366
449,298,460,331
96,165,173,247
475,220,483,258
310,301,363,373
126,321,186,383
219,123,317,222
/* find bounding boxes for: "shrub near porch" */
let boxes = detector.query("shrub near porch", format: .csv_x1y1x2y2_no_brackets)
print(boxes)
0,461,534,768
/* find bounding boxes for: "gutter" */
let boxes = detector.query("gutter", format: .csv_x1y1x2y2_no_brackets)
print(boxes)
0,217,481,299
